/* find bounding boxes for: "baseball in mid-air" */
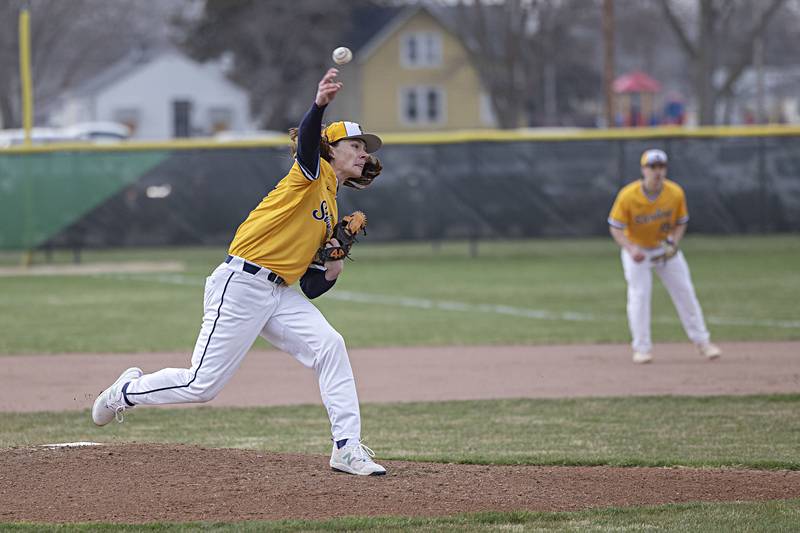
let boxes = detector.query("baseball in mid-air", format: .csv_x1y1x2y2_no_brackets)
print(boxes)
332,46,353,65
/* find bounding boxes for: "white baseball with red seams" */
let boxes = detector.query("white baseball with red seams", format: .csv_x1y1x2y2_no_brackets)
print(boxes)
332,47,352,65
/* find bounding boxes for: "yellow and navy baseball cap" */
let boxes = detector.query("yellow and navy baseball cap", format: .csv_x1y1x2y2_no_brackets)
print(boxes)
640,149,668,166
324,121,382,153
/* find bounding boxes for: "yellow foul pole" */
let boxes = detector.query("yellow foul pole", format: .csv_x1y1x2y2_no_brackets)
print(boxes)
19,6,35,266
19,7,34,146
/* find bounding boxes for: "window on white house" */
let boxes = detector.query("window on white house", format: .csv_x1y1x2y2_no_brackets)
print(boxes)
400,86,445,125
208,107,234,133
401,32,442,68
113,108,140,134
173,100,192,138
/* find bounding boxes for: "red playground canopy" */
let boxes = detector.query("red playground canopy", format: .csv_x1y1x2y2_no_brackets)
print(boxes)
613,71,662,93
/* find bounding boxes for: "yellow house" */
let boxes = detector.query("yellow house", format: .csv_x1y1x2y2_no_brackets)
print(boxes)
328,6,496,133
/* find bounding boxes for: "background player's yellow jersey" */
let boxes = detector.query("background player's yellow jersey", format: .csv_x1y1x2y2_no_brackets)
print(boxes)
608,179,689,248
228,158,338,284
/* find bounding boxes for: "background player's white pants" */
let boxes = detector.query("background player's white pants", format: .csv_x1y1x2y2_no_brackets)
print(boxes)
621,248,711,354
124,257,361,441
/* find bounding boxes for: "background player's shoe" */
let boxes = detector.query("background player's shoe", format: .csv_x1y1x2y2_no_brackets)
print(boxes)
330,440,386,476
92,367,142,426
632,351,653,364
698,342,722,360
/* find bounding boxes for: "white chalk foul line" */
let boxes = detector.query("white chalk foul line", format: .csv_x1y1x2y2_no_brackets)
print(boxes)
329,290,601,322
41,442,103,448
704,316,800,329
97,273,800,330
329,291,800,329
98,272,202,286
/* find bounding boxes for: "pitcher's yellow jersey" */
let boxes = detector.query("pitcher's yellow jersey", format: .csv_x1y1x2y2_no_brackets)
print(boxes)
608,179,689,248
228,159,338,284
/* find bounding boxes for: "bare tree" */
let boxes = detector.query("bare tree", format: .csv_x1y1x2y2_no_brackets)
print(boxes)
762,0,800,65
453,0,599,128
453,0,534,128
657,0,788,125
174,0,361,130
0,0,183,128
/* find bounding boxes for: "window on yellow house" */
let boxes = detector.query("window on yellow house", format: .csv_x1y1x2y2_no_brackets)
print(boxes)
406,90,418,121
400,86,445,125
401,32,442,68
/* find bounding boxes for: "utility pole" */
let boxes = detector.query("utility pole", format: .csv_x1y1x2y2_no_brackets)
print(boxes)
602,0,615,127
754,36,766,124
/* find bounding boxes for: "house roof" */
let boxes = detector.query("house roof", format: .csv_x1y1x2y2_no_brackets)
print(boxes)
64,46,245,100
613,71,662,93
343,5,404,54
350,5,459,64
67,47,165,98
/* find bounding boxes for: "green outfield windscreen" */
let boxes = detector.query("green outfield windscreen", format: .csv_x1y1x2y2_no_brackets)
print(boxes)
0,131,798,251
0,150,168,249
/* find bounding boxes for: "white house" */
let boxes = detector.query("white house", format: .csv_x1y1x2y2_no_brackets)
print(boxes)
48,48,252,139
714,66,800,125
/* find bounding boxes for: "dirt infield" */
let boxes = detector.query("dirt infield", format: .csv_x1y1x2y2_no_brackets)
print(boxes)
2,341,799,412
2,341,799,523
2,444,800,523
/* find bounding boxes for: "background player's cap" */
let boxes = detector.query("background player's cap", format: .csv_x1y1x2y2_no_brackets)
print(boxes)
640,149,668,166
324,121,382,153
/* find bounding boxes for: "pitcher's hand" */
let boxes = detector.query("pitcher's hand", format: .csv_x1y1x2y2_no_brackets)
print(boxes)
315,68,342,107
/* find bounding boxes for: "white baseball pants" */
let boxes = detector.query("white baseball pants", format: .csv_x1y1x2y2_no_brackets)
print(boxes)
621,248,711,354
123,256,361,441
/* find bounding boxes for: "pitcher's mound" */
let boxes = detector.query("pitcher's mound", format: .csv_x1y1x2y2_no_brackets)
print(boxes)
2,443,799,523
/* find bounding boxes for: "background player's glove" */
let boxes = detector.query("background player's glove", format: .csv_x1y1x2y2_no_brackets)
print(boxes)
318,211,368,262
651,237,678,263
344,155,381,189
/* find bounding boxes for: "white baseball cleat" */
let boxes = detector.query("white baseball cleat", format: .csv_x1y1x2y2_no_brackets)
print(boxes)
698,342,722,360
330,440,386,476
632,351,653,364
92,367,143,426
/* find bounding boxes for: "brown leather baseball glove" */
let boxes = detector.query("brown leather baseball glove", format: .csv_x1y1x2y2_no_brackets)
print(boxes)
650,238,678,264
317,211,368,262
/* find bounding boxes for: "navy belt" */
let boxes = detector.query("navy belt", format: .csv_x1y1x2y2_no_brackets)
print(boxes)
225,255,285,285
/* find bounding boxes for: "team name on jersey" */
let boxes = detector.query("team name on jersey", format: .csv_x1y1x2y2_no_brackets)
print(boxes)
312,200,333,238
634,208,673,225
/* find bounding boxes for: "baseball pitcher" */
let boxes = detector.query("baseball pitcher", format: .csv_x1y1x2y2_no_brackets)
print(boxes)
92,68,386,476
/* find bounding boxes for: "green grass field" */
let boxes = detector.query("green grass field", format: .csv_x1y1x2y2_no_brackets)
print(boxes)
3,396,800,469
1,235,798,354
1,396,800,531
2,235,799,530
4,501,800,532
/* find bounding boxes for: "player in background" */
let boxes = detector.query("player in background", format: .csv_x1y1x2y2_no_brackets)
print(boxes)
92,68,387,476
608,149,722,364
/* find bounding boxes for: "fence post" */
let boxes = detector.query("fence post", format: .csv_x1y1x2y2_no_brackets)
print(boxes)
757,136,767,233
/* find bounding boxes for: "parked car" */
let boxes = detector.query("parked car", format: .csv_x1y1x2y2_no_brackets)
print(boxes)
60,122,131,143
0,122,130,148
213,130,286,142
